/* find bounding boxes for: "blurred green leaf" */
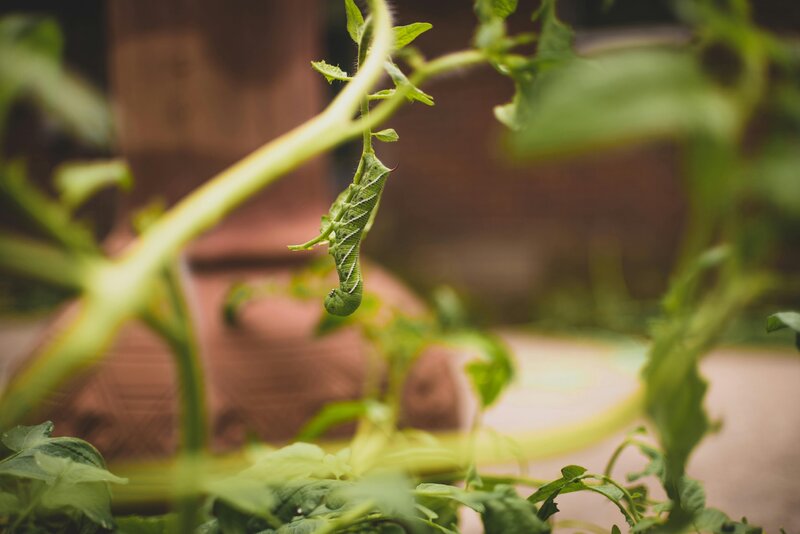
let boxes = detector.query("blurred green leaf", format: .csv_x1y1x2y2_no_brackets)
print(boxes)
35,453,123,529
116,514,178,534
0,423,124,531
311,60,351,84
296,400,389,441
242,443,352,482
534,0,574,65
510,49,738,158
766,311,800,332
474,0,518,22
344,0,365,44
766,311,800,351
1,420,53,452
372,128,399,142
53,159,132,211
206,476,278,523
482,486,549,534
0,43,112,146
0,491,20,514
222,281,256,326
432,286,468,331
450,332,514,409
494,0,574,130
753,139,800,217
393,23,432,50
0,15,62,59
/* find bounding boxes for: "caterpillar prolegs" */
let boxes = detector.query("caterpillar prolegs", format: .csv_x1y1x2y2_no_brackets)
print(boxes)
289,151,390,316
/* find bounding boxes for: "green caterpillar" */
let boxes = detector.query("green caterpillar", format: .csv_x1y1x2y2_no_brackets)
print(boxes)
290,151,390,316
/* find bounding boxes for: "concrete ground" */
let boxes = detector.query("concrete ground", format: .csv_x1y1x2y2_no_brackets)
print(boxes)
460,332,800,533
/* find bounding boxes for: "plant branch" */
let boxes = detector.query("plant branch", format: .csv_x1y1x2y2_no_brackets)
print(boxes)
0,6,491,431
0,164,97,252
0,233,99,289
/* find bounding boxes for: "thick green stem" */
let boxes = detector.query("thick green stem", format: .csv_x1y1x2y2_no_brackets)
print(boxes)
141,265,206,532
358,21,374,154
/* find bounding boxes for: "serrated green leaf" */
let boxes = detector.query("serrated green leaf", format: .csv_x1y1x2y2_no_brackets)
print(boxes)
344,0,365,44
1,420,53,452
766,311,800,333
310,60,350,84
53,159,132,210
510,50,738,158
527,465,586,505
393,23,432,49
384,60,434,106
372,128,399,142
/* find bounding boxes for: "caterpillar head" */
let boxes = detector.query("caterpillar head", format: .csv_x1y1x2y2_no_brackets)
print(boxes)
324,286,362,316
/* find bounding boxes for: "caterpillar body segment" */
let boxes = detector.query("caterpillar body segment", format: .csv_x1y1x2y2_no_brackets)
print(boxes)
323,152,390,316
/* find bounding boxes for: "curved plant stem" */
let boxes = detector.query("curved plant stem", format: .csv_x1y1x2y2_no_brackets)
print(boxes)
0,6,491,430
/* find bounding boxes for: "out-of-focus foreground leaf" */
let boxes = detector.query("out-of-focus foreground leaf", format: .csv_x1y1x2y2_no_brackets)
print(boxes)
0,15,112,146
509,48,738,158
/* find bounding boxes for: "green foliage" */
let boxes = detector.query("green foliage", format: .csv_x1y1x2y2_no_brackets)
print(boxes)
766,311,800,333
0,422,126,532
384,60,435,106
509,49,737,157
343,0,365,45
453,333,515,410
372,128,399,142
311,61,351,84
0,15,112,146
116,514,178,534
393,23,432,50
53,159,133,211
296,400,389,442
766,311,800,351
474,0,518,22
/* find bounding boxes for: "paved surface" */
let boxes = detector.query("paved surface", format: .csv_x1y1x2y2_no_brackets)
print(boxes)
459,332,800,533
